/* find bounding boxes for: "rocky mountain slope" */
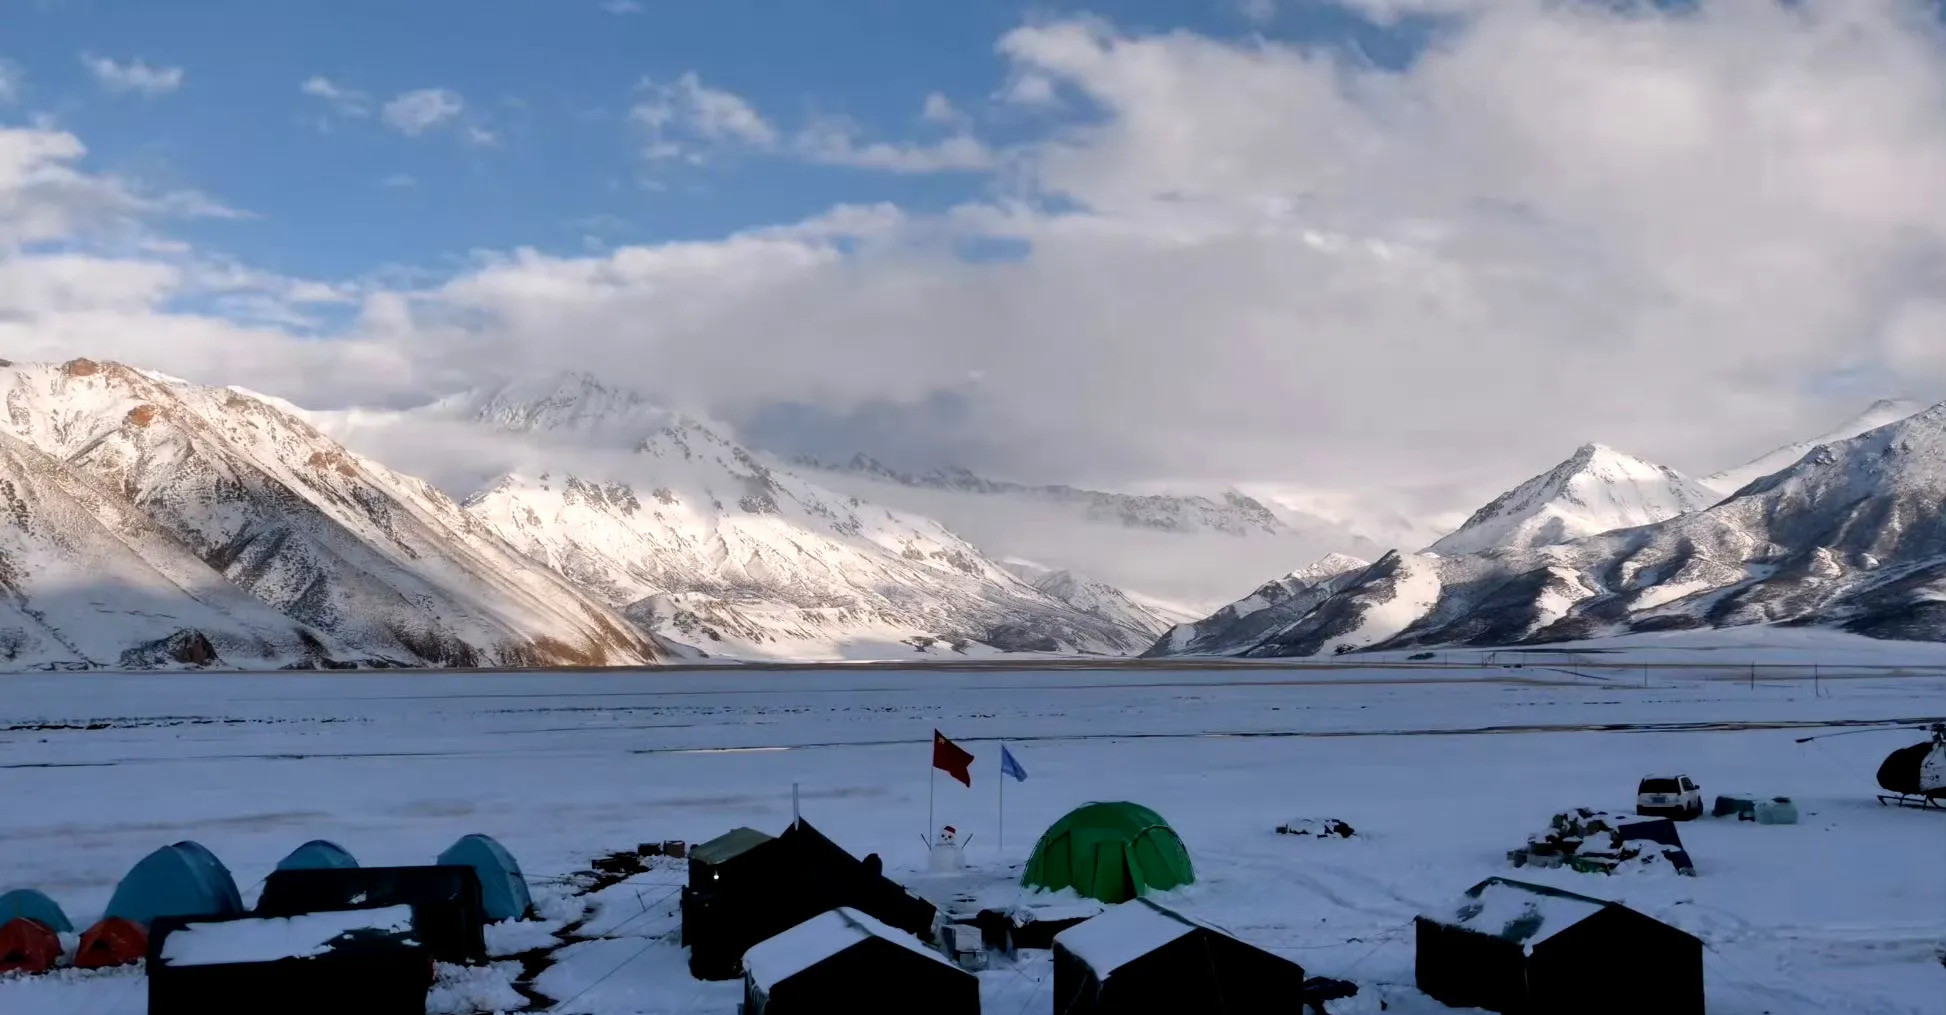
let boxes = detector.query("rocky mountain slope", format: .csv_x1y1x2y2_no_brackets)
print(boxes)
1702,398,1924,495
351,376,1162,658
0,427,342,669
1141,553,1371,657
0,360,661,669
1152,403,1946,657
1427,444,1719,556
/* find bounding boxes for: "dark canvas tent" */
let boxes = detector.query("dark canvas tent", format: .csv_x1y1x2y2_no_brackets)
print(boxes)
1414,877,1703,1015
1024,802,1194,904
104,841,245,927
436,833,531,922
0,888,72,933
149,905,429,1015
742,907,978,1015
256,865,487,964
681,819,938,981
276,840,359,872
1052,897,1307,1014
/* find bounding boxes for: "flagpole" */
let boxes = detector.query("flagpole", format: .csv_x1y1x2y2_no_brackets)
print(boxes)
928,757,936,846
998,742,1005,854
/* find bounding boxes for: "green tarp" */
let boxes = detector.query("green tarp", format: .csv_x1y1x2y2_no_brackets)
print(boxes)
1023,802,1194,903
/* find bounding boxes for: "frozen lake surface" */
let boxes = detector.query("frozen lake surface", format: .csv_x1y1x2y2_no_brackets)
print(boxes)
2,653,1943,1013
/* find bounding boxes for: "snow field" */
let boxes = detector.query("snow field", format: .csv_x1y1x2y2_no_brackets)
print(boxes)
0,660,1940,1013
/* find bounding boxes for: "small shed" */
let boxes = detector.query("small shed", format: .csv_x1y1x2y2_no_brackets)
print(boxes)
0,888,73,933
1414,877,1703,1015
1024,802,1194,904
104,841,245,927
742,907,978,1015
148,905,428,1015
1052,897,1308,1014
436,833,532,922
256,865,487,964
681,819,937,980
275,840,359,872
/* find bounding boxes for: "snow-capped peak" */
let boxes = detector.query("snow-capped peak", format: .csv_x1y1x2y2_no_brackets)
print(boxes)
432,372,685,445
1702,398,1927,495
1426,443,1717,557
1287,552,1371,585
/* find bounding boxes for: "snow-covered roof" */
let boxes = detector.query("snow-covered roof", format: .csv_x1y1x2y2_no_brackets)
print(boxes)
742,907,955,992
158,906,416,967
1053,900,1217,977
1426,879,1608,951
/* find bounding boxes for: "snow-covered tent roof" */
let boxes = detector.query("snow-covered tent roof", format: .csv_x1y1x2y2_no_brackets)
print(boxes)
692,826,776,867
1424,878,1609,951
158,906,416,968
743,907,951,993
1053,898,1235,978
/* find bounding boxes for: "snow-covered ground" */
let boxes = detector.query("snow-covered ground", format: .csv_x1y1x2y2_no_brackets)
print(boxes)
1,654,1942,1013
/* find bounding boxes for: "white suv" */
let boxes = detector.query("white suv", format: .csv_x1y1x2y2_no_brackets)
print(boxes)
1636,775,1703,820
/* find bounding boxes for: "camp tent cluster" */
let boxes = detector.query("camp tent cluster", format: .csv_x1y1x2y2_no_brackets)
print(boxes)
0,832,536,1013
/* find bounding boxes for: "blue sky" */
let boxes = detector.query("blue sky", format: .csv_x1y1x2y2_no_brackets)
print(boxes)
0,0,1432,282
2,1,1942,497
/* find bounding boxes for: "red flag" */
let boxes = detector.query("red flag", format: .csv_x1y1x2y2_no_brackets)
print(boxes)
932,729,974,787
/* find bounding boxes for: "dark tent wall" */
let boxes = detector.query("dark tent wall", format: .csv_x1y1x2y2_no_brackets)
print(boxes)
1052,899,1307,1015
682,820,937,981
1415,878,1704,1015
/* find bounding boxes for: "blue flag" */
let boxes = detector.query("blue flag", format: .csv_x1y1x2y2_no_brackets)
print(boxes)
1000,745,1027,782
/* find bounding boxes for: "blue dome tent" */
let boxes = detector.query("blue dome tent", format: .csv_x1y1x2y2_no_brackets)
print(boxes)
275,840,359,872
0,888,72,933
436,834,531,922
103,842,244,927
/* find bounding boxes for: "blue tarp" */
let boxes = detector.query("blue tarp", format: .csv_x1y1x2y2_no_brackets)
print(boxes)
0,888,72,933
275,840,360,872
103,842,245,927
436,834,531,922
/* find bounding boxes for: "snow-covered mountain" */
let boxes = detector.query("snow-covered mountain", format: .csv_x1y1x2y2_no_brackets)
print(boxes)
1000,559,1191,637
1142,553,1371,657
1702,398,1925,495
1426,444,1719,557
1154,402,1946,656
336,376,1162,659
801,455,1286,535
792,458,1388,610
0,360,662,669
0,427,340,669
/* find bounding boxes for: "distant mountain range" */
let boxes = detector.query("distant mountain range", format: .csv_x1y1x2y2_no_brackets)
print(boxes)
1148,399,1946,657
0,360,661,669
1,355,1934,669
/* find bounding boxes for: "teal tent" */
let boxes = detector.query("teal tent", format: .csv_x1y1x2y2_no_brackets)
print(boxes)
437,834,531,922
276,840,359,872
103,842,244,927
0,888,72,933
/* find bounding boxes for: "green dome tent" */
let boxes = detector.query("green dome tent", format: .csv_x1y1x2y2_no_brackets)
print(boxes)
1023,802,1193,904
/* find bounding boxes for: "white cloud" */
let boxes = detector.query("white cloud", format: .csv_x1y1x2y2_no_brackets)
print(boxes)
463,125,499,147
0,60,23,104
301,75,370,117
921,92,962,125
795,118,993,173
80,53,184,96
13,4,1946,521
600,0,644,12
382,88,465,136
631,72,776,161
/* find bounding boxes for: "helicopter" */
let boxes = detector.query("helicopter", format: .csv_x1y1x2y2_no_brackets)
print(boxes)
1796,721,1946,810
